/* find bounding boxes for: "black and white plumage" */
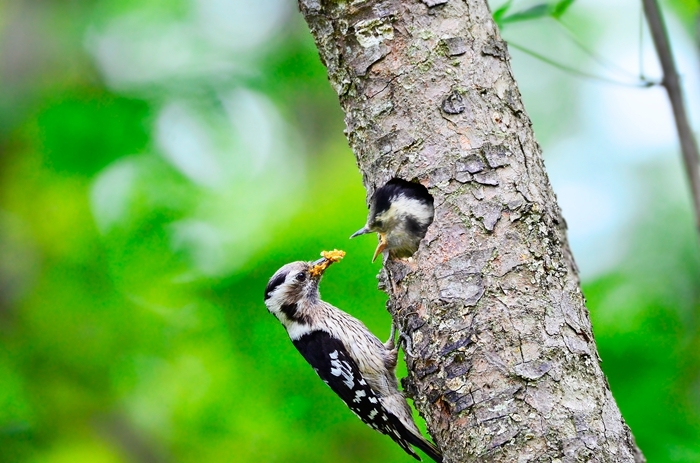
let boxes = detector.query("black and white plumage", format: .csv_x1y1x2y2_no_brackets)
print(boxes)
351,178,435,262
264,256,442,462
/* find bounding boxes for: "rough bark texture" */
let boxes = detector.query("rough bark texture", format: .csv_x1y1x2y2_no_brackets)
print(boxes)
297,1,645,462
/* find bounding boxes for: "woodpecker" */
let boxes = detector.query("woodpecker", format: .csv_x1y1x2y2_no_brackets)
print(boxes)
351,179,434,262
264,250,442,462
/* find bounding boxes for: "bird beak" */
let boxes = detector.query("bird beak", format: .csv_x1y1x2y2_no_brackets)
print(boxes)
309,250,346,278
310,258,332,279
372,233,387,262
350,225,371,239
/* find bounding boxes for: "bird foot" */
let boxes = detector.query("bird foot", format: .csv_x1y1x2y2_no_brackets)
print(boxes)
385,322,416,357
398,332,416,357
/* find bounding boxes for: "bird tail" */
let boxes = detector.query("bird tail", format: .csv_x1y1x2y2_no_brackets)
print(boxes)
384,413,442,462
403,430,442,463
381,394,443,462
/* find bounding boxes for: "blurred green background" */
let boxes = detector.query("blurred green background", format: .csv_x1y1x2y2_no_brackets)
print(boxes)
1,0,699,461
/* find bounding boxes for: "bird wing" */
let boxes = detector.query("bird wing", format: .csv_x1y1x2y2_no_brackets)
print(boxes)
292,330,423,461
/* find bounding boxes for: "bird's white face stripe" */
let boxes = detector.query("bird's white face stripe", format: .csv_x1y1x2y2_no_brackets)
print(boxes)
264,262,316,330
382,195,433,225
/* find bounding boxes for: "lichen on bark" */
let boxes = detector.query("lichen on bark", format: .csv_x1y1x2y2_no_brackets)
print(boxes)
298,0,645,461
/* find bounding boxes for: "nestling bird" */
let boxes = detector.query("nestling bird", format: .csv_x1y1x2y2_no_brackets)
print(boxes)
351,178,434,262
264,250,442,462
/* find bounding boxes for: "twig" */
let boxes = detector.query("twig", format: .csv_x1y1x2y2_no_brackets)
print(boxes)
552,18,651,83
643,0,700,233
508,41,656,87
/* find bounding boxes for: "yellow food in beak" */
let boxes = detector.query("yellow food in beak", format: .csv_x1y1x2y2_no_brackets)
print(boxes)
310,249,346,278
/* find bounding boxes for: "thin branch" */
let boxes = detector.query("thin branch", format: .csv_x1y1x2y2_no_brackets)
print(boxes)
552,18,651,83
643,0,700,233
639,3,646,81
508,41,657,87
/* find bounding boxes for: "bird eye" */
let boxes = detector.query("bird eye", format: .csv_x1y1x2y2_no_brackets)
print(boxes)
295,272,307,282
374,220,384,228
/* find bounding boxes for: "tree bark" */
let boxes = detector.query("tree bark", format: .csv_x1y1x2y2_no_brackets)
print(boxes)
297,1,645,461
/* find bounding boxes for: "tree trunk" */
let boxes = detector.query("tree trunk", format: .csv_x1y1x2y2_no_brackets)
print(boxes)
297,1,645,461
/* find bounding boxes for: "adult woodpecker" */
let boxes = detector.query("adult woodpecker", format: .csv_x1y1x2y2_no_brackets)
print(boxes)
264,250,442,462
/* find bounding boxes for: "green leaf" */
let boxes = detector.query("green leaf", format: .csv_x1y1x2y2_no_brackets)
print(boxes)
500,4,550,24
492,0,514,26
551,0,576,18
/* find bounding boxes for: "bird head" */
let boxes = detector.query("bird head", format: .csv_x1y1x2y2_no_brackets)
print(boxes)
264,250,345,325
351,179,434,262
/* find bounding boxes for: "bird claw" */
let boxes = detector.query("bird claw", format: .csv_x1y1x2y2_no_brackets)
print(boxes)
399,332,416,357
385,322,416,357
